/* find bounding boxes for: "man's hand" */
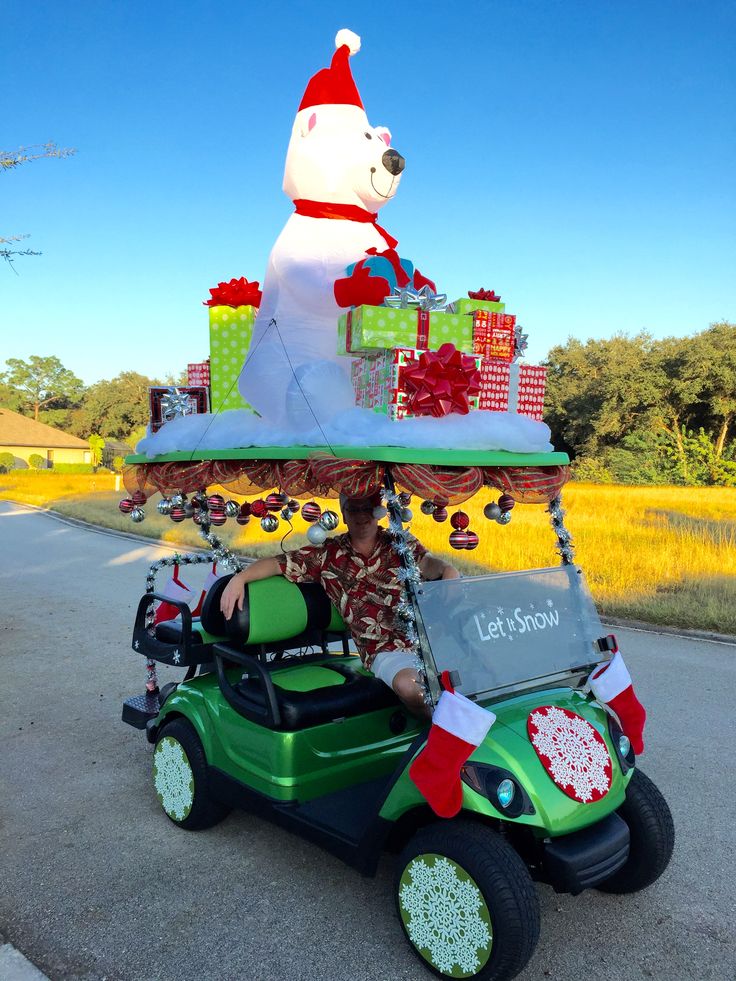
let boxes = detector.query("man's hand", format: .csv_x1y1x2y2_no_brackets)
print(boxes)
219,556,283,619
220,570,247,620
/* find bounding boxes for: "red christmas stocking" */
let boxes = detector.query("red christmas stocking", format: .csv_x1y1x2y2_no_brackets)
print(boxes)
153,564,194,625
410,680,496,818
190,562,221,618
588,649,646,754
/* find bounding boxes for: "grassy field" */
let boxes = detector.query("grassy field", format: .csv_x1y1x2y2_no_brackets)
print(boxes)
2,472,735,634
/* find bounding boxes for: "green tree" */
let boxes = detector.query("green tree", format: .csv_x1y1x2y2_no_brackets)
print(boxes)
71,371,157,440
28,453,45,469
544,333,662,457
88,433,105,468
1,355,85,421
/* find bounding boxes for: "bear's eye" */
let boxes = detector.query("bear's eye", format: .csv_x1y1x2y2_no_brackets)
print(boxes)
364,132,373,140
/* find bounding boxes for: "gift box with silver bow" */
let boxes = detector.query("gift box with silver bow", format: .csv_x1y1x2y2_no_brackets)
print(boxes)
337,303,474,356
148,386,210,433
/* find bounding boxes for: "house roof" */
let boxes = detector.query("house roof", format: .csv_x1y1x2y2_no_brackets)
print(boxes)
0,407,89,449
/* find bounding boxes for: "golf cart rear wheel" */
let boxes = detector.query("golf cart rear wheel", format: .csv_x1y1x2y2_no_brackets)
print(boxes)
395,821,540,981
597,768,674,894
153,718,230,830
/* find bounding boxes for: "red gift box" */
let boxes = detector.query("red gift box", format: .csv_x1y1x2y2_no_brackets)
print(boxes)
187,361,210,387
472,311,517,360
477,362,547,420
148,386,210,433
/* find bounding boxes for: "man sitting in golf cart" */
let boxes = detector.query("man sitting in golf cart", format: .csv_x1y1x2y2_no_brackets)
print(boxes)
220,492,459,718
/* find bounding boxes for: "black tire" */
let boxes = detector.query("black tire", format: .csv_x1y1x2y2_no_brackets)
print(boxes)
395,820,540,981
597,768,674,894
153,718,230,830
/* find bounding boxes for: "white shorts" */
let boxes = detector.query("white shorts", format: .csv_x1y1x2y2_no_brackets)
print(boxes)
371,650,417,689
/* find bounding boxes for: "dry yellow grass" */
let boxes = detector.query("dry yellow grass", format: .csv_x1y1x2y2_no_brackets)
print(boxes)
2,473,734,634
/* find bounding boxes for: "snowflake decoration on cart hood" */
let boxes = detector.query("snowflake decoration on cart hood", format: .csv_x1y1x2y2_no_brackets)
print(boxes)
527,705,612,803
399,854,492,975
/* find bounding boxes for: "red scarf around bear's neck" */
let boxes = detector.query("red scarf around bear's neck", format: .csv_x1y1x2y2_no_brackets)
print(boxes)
293,199,398,250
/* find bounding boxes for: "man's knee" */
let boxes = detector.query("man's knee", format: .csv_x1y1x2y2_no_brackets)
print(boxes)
392,668,427,711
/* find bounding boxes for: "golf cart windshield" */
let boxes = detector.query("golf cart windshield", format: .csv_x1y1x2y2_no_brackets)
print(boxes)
414,565,608,704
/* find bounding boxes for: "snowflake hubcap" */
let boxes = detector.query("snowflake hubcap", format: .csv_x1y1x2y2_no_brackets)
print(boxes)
153,736,195,821
399,853,492,977
528,705,612,803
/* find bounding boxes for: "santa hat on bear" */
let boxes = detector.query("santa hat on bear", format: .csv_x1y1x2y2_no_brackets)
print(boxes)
298,29,363,113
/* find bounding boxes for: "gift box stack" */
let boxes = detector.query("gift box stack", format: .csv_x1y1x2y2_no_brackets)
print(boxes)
205,277,261,413
340,289,547,422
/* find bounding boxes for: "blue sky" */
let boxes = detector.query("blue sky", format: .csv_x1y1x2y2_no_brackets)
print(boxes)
1,0,734,385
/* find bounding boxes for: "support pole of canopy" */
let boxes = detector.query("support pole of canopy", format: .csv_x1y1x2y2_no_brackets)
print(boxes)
548,494,575,565
382,466,437,710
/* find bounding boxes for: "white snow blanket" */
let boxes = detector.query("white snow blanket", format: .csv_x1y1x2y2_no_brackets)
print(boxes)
135,407,553,458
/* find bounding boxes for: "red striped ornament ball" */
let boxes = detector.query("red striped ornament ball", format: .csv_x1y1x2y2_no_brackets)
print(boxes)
209,511,227,526
432,506,448,523
464,530,479,550
498,494,515,513
301,501,322,523
118,498,134,514
207,494,226,512
450,510,469,530
169,506,186,523
131,490,147,506
449,530,470,549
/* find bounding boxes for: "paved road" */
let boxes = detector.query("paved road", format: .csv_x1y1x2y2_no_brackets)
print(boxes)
1,500,735,981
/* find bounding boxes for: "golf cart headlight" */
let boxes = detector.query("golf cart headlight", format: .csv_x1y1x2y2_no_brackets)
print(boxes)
496,778,515,809
618,734,631,759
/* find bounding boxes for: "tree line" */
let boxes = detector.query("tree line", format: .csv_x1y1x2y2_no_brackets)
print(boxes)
544,321,735,486
1,321,734,485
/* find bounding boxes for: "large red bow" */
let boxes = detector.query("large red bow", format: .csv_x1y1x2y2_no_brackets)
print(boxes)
402,343,482,418
204,277,262,308
468,288,501,301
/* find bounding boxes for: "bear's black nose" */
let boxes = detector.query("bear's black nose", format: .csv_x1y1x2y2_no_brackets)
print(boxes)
382,149,405,176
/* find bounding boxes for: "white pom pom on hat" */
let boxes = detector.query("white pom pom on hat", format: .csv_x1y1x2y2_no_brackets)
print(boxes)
335,29,361,54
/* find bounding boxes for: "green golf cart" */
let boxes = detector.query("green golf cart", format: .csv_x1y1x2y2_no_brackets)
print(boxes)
122,446,674,981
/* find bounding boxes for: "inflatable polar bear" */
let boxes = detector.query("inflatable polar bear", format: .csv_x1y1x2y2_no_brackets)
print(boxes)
237,29,404,430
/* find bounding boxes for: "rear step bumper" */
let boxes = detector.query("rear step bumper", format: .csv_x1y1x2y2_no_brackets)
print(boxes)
542,811,630,894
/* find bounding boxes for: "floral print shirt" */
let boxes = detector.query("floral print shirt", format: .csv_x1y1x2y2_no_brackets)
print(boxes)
276,529,427,669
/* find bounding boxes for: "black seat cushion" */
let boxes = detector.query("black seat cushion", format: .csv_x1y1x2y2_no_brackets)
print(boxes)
235,662,399,730
155,622,203,645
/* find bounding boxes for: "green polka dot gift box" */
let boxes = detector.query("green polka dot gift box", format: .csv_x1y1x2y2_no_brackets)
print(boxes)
337,305,474,356
204,278,262,414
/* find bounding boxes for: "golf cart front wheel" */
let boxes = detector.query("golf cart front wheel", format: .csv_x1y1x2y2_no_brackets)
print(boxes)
395,821,540,981
597,768,674,894
153,718,230,830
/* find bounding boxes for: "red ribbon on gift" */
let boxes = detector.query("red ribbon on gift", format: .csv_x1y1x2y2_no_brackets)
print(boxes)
204,277,262,308
401,343,482,418
468,288,501,301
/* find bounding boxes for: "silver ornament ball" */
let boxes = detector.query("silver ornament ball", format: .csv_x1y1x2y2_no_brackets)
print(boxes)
307,524,328,545
400,508,413,523
171,493,185,507
484,502,502,521
225,500,240,518
260,515,279,533
496,511,512,525
420,500,436,515
130,507,145,523
319,509,340,531
157,498,172,515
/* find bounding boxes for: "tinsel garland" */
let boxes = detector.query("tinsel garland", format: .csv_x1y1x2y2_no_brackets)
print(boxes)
140,507,245,692
384,486,431,706
548,495,575,565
